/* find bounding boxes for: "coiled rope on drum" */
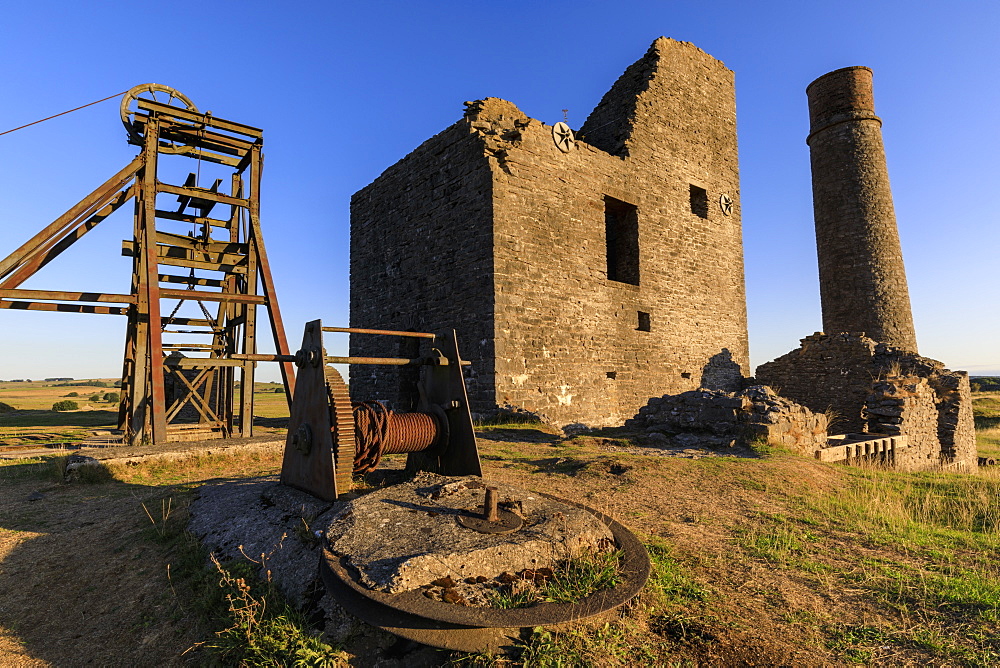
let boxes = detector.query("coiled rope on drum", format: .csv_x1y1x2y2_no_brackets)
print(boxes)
352,401,440,474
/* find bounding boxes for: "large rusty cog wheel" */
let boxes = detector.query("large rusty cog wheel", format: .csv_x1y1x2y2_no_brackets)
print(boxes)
324,365,356,494
320,493,652,652
120,83,198,152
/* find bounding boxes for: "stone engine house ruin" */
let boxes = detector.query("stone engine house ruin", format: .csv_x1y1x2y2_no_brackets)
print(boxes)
350,38,748,427
350,40,976,472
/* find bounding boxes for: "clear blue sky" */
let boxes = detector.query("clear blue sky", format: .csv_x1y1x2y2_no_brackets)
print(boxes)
1,0,997,381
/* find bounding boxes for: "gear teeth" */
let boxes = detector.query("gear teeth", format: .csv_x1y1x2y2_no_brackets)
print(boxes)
324,366,355,494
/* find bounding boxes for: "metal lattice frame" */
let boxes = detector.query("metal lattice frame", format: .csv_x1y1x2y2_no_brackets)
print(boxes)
0,84,294,445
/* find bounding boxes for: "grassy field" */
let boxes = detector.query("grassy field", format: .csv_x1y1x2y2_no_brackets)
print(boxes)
0,390,998,665
974,392,1000,461
0,378,290,448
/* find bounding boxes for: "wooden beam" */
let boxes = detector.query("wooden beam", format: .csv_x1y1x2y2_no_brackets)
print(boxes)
158,274,224,288
163,357,247,368
154,209,232,230
160,289,265,305
0,185,137,291
154,230,248,255
247,145,296,408
135,99,263,138
121,241,248,274
141,117,168,443
0,289,135,303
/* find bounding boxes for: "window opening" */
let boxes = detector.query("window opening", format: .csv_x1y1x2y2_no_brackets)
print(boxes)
689,184,708,219
605,196,639,285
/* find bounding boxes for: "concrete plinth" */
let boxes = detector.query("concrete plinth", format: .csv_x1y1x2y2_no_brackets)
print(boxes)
325,473,614,594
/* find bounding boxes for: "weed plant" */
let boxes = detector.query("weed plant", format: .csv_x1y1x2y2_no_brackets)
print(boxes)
200,555,347,666
489,549,623,609
132,482,345,666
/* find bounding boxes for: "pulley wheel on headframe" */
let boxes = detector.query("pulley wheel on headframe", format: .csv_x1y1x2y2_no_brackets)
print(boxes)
120,83,198,151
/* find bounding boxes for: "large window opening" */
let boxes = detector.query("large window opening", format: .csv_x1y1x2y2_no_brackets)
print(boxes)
605,196,639,285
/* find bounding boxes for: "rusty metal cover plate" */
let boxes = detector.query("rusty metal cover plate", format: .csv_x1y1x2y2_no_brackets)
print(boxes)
456,507,524,534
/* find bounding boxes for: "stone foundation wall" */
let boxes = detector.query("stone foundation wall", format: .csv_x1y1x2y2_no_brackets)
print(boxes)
757,332,977,471
625,385,827,454
866,376,942,471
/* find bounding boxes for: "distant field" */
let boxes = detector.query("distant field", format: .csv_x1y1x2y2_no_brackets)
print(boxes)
0,378,289,447
2,378,996,451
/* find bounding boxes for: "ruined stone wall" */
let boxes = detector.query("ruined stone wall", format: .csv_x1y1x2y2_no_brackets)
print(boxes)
625,386,828,454
350,38,749,426
929,372,977,469
491,38,748,427
349,122,496,409
866,376,942,471
806,67,917,352
755,332,878,433
757,332,977,470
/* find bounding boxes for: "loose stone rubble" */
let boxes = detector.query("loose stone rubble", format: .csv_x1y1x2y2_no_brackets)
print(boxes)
625,385,828,454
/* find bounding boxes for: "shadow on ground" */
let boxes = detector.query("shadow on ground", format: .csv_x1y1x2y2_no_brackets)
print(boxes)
475,428,561,444
0,409,117,428
0,461,204,666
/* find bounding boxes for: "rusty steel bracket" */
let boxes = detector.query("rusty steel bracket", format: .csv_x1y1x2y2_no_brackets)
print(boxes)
280,320,482,501
407,329,482,478
280,320,349,501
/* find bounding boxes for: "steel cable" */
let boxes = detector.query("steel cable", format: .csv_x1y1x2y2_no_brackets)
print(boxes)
0,90,129,137
352,401,440,474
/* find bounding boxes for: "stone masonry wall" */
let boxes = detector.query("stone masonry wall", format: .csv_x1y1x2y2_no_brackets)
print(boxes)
490,38,748,427
756,332,879,433
866,376,942,471
350,38,749,427
929,371,977,468
625,385,828,454
349,121,496,410
757,332,977,471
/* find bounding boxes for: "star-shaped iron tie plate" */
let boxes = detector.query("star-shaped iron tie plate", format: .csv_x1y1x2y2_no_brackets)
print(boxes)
719,193,733,216
552,122,575,153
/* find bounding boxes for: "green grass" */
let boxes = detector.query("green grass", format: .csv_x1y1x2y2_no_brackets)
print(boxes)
742,463,1000,661
974,396,1000,430
978,427,1000,460
516,621,665,668
643,537,708,609
0,409,117,428
0,456,63,482
490,549,623,609
199,556,347,666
